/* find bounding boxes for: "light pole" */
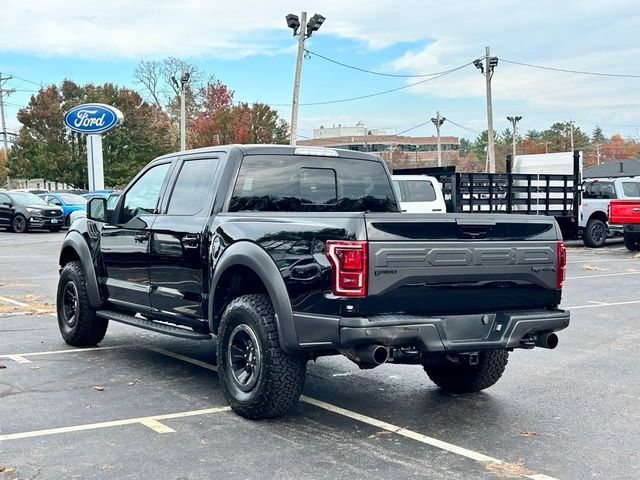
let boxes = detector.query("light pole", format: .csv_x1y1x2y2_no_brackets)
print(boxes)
171,70,190,151
506,115,522,161
431,111,446,167
474,47,498,173
286,12,325,145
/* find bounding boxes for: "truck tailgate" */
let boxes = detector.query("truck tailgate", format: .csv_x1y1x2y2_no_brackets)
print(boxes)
363,213,562,316
609,200,640,224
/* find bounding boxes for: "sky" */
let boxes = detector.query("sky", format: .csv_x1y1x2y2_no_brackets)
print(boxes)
1,0,639,144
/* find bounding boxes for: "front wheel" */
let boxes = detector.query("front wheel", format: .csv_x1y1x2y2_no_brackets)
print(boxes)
583,219,607,248
56,261,108,346
424,350,509,394
217,294,307,419
12,214,28,233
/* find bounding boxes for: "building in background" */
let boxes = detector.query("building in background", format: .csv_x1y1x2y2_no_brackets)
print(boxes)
298,122,460,168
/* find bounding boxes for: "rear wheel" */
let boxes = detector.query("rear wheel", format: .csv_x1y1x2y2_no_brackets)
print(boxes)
424,350,509,393
217,294,307,419
56,261,108,346
11,214,27,233
624,233,640,251
583,218,607,248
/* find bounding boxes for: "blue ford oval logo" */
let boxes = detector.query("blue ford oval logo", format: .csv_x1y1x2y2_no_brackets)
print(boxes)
64,103,124,134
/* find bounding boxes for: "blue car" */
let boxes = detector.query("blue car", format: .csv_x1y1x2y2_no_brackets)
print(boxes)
38,192,87,227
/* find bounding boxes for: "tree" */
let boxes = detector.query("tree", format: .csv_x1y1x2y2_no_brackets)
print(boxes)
190,80,289,148
459,138,472,156
591,125,606,144
10,81,176,188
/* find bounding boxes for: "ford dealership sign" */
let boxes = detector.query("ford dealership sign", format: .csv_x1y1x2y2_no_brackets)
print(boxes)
64,103,124,134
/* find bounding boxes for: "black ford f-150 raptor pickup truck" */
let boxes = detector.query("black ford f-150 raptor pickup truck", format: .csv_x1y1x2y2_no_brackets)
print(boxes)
56,144,570,419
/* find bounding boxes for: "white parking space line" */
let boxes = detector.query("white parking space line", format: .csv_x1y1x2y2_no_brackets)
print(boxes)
0,296,30,307
0,406,230,442
565,299,640,310
566,271,640,280
567,258,639,264
4,355,31,364
0,345,136,360
139,419,176,433
142,345,217,372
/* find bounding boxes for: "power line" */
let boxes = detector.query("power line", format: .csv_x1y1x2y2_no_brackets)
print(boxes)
271,61,474,107
10,74,43,87
500,58,640,78
445,118,482,135
305,49,474,78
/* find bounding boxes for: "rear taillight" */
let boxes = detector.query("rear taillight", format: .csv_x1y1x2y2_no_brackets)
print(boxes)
326,240,368,296
556,240,566,289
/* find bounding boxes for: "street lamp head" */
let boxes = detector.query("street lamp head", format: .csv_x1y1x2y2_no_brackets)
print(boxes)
515,116,522,121
306,13,325,37
489,56,499,71
473,59,484,74
180,71,190,86
507,116,513,122
286,14,300,35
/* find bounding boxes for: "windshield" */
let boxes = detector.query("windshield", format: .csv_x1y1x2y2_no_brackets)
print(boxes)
9,192,48,205
58,193,87,205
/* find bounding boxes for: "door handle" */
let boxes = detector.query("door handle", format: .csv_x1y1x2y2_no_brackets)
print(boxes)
633,208,640,213
182,234,200,250
134,233,148,243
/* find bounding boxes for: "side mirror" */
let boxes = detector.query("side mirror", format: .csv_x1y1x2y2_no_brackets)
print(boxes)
87,197,107,222
2,201,11,207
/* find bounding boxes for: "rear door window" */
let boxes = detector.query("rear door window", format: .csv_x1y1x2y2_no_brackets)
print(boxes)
396,180,437,202
166,158,219,215
229,155,397,212
621,182,640,198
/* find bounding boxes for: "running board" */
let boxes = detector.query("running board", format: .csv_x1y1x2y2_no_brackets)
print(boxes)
96,310,212,340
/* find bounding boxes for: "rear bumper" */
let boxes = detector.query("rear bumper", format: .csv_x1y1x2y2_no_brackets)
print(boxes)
294,309,569,353
623,224,640,234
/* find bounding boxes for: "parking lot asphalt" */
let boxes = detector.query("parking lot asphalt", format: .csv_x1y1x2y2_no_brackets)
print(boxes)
1,232,639,480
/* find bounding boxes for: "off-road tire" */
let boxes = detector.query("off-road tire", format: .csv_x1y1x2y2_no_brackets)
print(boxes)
583,218,607,248
11,214,28,233
217,294,307,419
424,349,509,394
56,261,108,346
623,233,640,251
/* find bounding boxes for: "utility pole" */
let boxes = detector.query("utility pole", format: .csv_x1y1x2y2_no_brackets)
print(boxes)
431,111,446,167
569,120,574,152
286,12,325,146
506,115,523,161
0,74,15,187
289,11,306,146
171,71,190,151
596,143,601,165
473,47,499,172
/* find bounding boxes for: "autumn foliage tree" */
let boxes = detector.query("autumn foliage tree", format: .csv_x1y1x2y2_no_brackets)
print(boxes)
190,80,288,148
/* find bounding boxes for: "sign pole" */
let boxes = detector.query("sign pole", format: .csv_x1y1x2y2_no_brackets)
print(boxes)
86,134,105,191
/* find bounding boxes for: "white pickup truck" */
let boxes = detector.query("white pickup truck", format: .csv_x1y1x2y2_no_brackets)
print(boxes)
580,177,640,247
392,175,446,213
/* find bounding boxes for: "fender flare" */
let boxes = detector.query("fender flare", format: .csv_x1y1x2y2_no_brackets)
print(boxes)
59,231,104,308
208,241,299,353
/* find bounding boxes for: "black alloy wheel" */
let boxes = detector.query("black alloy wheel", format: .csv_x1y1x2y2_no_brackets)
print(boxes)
12,214,27,233
227,324,262,392
61,281,80,328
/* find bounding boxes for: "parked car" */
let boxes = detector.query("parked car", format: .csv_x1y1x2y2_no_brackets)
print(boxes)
38,192,87,227
392,175,446,213
81,190,115,202
0,190,64,232
57,145,569,420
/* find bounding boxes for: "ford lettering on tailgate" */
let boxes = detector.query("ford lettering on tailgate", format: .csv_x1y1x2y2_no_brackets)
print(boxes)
374,246,554,268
